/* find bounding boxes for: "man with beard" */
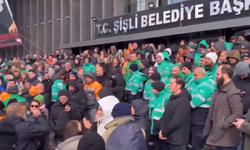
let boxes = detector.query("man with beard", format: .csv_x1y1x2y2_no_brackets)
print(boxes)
181,62,193,88
188,67,216,150
202,65,243,150
204,52,218,81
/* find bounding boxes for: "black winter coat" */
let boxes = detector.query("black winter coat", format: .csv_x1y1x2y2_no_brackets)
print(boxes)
11,116,50,150
160,89,191,145
49,101,82,141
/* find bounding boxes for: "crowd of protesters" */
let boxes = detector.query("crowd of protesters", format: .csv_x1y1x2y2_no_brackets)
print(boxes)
0,32,250,150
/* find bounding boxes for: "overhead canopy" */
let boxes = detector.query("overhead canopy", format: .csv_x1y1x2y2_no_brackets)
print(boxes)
59,16,250,49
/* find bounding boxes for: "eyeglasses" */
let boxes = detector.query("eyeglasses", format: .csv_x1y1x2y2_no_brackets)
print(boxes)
31,105,38,108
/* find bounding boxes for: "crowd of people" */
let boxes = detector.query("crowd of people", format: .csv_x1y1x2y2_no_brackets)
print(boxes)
0,32,250,150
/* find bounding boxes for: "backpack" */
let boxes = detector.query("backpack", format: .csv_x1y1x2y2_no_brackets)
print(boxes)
106,119,147,150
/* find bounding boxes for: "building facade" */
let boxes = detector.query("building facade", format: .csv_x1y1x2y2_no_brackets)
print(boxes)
4,0,250,57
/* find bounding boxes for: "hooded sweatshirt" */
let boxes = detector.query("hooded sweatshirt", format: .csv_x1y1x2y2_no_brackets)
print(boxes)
97,88,119,136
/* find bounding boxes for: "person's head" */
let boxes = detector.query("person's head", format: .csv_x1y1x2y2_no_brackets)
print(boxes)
205,52,218,66
7,79,16,87
129,52,137,62
193,67,206,80
11,66,16,72
13,70,19,77
65,62,71,71
169,76,185,94
77,68,84,76
64,120,83,140
95,66,104,77
96,94,119,119
110,46,116,54
21,71,27,79
84,75,93,84
30,100,40,111
181,62,193,75
34,94,44,105
0,117,18,147
199,56,206,67
178,45,186,54
132,42,138,50
43,72,50,81
152,81,165,95
54,62,61,70
6,103,27,119
216,65,234,88
19,63,25,69
6,74,14,81
112,57,119,66
148,66,157,76
24,81,31,89
44,63,50,70
171,65,181,76
28,70,36,79
35,83,44,94
120,56,125,64
52,57,57,64
242,52,250,65
129,63,138,73
234,62,250,79
69,72,78,80
111,102,131,118
219,51,227,63
149,72,161,83
58,90,70,104
241,41,250,53
155,52,164,63
84,57,90,64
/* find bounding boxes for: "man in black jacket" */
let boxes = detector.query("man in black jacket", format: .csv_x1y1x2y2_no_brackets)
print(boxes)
159,76,191,150
6,102,50,150
49,89,82,143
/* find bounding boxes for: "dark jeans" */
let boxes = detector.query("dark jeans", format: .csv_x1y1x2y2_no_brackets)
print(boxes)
215,147,237,150
191,125,204,150
165,143,186,150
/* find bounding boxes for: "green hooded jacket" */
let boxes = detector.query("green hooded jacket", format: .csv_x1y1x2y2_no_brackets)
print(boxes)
194,40,208,66
4,94,26,107
184,72,193,88
83,63,96,74
187,76,216,108
51,79,66,102
125,71,147,95
205,64,218,81
150,88,171,134
143,80,155,116
156,52,173,85
124,59,140,82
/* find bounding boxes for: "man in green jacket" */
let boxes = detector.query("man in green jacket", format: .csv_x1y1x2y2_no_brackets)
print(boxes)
150,81,171,148
181,62,194,88
187,67,216,150
4,86,26,107
155,52,173,85
204,52,218,81
125,63,146,102
83,57,95,74
51,75,66,102
143,71,161,116
124,52,140,82
194,40,208,66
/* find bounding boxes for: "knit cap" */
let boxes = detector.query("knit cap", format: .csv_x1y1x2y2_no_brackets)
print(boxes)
111,102,131,118
149,72,161,81
205,52,218,64
181,62,193,71
58,89,70,98
151,81,165,92
234,62,250,75
129,63,138,72
34,95,44,104
54,61,61,67
149,66,157,72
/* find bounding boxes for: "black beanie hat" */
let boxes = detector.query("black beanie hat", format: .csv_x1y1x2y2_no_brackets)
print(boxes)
69,71,78,79
152,81,165,92
6,98,18,107
129,63,139,72
58,89,70,98
149,72,161,81
181,62,193,71
0,117,18,145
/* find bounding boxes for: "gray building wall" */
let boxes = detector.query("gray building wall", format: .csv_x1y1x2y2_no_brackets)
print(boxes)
6,0,174,57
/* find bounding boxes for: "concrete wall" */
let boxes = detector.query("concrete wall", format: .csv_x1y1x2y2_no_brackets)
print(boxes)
7,0,173,57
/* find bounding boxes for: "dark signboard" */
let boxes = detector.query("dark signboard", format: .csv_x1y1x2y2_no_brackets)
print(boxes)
95,0,250,39
0,0,22,47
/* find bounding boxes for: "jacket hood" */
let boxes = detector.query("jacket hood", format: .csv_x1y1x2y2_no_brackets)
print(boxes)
85,71,96,80
98,95,119,120
169,44,178,55
199,40,208,49
98,87,113,98
226,50,241,61
131,99,148,117
67,80,79,90
162,51,170,61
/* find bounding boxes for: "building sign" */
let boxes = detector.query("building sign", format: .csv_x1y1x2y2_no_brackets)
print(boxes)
0,0,22,47
95,0,250,39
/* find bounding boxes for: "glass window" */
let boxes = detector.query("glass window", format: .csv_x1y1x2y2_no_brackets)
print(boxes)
158,0,189,6
124,0,146,13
